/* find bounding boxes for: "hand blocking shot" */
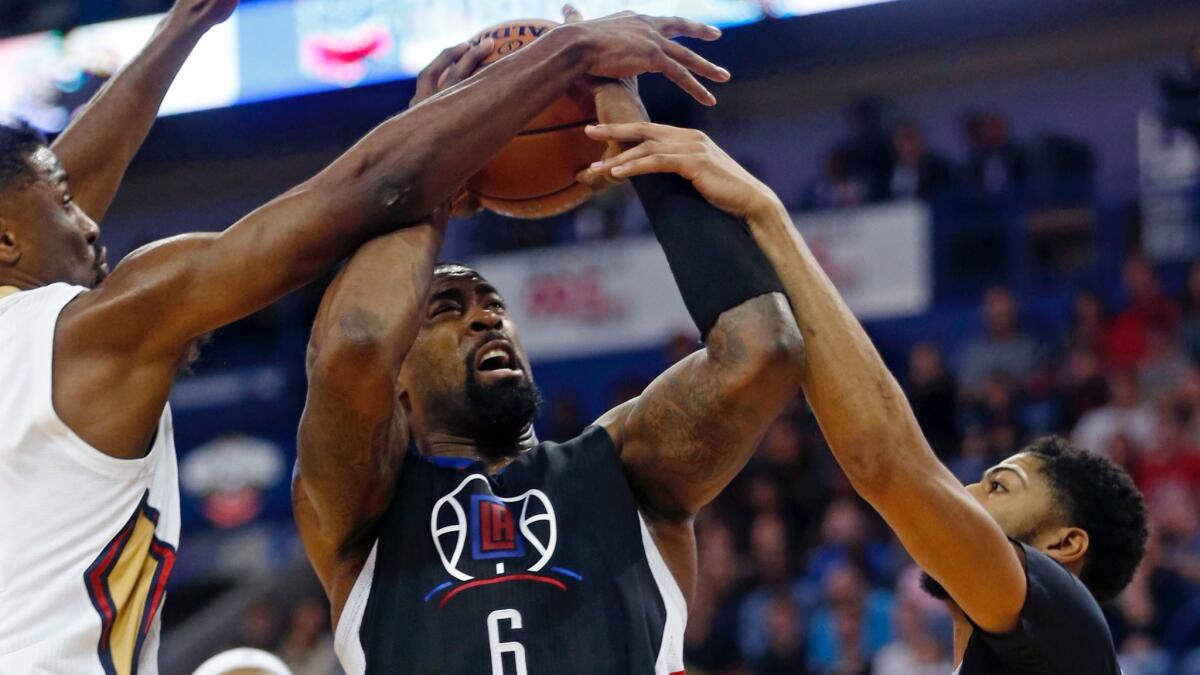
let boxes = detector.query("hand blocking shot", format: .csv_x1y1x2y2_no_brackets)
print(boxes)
586,120,1149,675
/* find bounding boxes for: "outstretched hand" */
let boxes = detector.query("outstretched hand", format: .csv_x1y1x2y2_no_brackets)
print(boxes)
560,9,728,106
171,0,239,31
586,122,780,220
410,38,496,107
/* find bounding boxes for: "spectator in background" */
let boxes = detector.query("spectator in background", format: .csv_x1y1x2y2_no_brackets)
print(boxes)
1181,261,1200,365
1139,327,1192,400
807,563,893,674
956,286,1041,396
277,596,337,675
685,517,744,673
887,120,952,201
872,566,953,675
962,110,1028,196
1159,33,1200,144
906,342,960,457
804,144,868,211
1060,347,1109,427
1072,370,1156,455
1133,401,1200,501
1108,254,1181,369
842,96,894,201
756,591,809,675
805,498,894,588
1153,485,1200,587
1065,290,1111,357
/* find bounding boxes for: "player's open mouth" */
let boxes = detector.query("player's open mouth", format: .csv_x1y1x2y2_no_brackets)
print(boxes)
475,340,524,380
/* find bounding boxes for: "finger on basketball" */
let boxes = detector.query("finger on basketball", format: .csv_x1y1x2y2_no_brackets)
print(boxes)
585,122,663,143
446,37,494,88
562,4,584,22
664,41,730,83
415,43,470,102
652,16,722,41
609,154,687,178
590,142,655,172
660,59,716,106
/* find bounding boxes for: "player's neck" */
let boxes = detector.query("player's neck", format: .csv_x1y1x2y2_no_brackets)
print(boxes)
419,427,538,473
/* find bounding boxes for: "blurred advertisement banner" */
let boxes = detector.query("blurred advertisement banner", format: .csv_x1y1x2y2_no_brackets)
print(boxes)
473,200,931,361
0,0,900,129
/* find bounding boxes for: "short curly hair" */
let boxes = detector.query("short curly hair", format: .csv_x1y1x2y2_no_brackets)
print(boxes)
1025,436,1148,603
0,121,46,195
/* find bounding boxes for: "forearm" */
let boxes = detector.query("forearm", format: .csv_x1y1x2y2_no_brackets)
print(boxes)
745,200,934,489
298,222,444,542
51,11,207,222
328,26,596,227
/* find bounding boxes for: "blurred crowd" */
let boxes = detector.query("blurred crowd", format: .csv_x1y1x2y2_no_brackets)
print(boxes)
580,254,1200,675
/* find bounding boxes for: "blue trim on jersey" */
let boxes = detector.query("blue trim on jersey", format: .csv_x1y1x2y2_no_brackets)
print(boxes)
423,581,454,603
426,456,478,470
552,566,583,581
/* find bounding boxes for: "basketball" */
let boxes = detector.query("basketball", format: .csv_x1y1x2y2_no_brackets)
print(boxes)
465,19,609,219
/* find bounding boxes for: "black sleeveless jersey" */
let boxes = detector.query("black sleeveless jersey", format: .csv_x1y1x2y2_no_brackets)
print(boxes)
335,426,688,675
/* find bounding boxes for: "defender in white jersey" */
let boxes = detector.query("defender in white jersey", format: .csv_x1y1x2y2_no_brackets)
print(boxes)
0,6,731,672
0,284,179,673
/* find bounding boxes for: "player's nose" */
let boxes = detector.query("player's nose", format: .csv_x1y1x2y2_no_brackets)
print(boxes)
468,308,503,333
80,214,100,243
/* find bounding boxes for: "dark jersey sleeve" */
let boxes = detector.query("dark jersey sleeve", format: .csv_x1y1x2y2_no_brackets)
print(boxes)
962,542,1120,674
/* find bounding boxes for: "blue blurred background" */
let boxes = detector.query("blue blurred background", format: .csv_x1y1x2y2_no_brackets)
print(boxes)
5,1,1200,673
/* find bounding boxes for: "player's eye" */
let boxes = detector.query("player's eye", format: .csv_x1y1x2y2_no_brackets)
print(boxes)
431,303,460,317
487,300,505,311
62,193,73,207
989,480,1007,494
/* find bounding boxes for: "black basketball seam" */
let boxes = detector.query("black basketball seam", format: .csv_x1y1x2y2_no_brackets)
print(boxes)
516,118,598,136
470,180,584,202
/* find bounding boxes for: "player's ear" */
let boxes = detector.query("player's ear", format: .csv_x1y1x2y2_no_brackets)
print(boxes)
1041,525,1089,567
0,219,21,267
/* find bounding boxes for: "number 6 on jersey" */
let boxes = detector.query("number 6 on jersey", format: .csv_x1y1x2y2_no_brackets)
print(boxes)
487,609,527,675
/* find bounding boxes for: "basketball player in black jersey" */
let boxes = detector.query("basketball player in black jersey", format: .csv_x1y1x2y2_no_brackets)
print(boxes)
292,11,806,674
586,120,1151,674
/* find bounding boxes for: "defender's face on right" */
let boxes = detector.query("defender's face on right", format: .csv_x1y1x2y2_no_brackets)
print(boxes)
964,452,1058,543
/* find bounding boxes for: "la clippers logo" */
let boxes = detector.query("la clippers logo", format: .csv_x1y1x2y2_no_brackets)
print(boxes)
425,474,581,607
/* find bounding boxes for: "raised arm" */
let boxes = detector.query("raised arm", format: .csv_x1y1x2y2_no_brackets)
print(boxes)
51,0,237,223
54,14,730,461
583,85,803,526
293,213,444,609
588,121,1028,634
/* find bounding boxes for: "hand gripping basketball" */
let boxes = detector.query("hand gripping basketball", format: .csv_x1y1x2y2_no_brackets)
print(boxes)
559,9,729,106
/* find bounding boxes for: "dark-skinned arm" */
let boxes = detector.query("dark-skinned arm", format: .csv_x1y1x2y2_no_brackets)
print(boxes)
51,0,238,223
588,121,1028,634
588,85,803,544
293,214,443,616
292,45,490,616
54,14,730,461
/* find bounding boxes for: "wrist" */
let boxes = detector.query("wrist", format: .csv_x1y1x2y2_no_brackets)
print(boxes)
542,23,598,73
745,193,789,232
160,8,210,43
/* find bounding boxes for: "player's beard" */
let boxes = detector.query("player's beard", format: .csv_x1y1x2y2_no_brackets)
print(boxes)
464,363,542,453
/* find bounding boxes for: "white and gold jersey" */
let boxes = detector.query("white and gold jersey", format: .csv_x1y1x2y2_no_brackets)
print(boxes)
0,283,180,675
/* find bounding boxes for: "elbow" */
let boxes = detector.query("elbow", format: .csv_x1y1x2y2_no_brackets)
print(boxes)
726,296,807,391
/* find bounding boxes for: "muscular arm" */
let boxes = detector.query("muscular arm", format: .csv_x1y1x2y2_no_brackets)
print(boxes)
51,0,236,223
56,21,701,460
293,218,443,611
744,200,1027,634
590,83,803,525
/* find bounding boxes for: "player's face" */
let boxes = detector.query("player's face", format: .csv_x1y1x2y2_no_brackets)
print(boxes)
964,452,1059,543
0,148,106,288
400,271,538,442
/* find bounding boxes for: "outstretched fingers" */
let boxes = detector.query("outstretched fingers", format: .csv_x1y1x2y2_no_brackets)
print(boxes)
651,16,722,41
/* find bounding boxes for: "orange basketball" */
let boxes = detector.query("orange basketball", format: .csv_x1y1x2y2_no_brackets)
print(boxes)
465,19,608,219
